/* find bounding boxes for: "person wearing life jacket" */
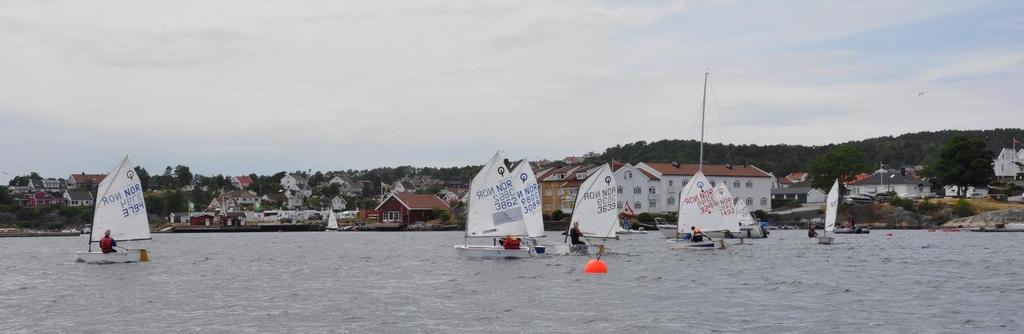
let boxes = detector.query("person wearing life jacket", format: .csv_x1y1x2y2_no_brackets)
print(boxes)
690,226,703,242
99,229,117,253
569,222,585,245
502,234,521,250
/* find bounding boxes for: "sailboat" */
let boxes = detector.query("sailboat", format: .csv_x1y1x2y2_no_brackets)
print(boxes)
326,210,340,231
670,72,727,250
546,164,620,255
702,183,743,241
75,156,151,264
818,180,839,245
733,199,768,238
454,152,543,258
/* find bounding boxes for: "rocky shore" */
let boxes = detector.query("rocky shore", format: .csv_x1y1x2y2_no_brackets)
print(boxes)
942,209,1024,228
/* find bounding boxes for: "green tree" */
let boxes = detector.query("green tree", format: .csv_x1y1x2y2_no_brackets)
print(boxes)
134,166,151,188
809,144,869,193
173,165,193,189
923,135,995,197
0,186,10,205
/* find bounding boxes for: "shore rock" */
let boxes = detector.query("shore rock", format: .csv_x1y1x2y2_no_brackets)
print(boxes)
943,209,1024,228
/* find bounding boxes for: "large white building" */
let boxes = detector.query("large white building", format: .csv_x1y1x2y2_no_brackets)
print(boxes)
280,173,312,209
993,148,1024,181
847,171,929,197
611,162,661,214
629,162,774,213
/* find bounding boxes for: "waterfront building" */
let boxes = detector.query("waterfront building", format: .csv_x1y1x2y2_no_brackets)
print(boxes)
635,162,773,212
993,148,1024,181
847,171,928,197
375,193,449,225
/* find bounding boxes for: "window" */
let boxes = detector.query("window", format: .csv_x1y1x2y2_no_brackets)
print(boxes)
634,186,641,194
733,180,740,188
745,181,753,188
649,199,657,208
544,188,552,196
746,197,753,205
668,196,675,205
669,180,674,187
544,203,553,210
683,180,689,186
617,186,623,194
385,211,401,222
710,180,716,187
625,171,632,179
649,186,656,194
760,197,768,206
576,172,587,179
555,173,566,180
635,201,642,209
617,201,623,209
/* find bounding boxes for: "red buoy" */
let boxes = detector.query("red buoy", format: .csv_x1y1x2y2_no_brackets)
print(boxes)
584,258,607,274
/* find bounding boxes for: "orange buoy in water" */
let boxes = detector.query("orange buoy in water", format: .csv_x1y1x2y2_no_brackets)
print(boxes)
584,258,607,274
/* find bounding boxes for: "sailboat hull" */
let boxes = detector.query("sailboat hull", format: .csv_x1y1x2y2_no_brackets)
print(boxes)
543,243,604,255
75,250,146,264
454,245,533,258
668,239,726,250
817,236,834,244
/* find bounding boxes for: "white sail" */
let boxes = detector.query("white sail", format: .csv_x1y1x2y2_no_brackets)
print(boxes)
90,156,150,242
713,183,742,233
824,180,839,232
677,172,727,234
511,159,545,238
466,152,528,237
734,200,757,226
327,211,339,230
569,164,619,239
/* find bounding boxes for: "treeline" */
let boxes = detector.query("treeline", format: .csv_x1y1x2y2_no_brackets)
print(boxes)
593,128,1024,175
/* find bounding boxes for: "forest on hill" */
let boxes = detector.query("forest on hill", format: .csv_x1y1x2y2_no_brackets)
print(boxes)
591,128,1024,176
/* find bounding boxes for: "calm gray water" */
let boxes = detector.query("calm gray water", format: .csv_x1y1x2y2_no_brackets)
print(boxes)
1,230,1021,333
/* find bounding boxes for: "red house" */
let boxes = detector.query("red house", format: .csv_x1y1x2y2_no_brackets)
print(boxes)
375,193,450,225
15,191,64,207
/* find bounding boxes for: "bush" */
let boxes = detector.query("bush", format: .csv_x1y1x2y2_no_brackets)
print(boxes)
551,210,565,221
771,199,800,210
889,197,916,213
953,199,975,217
917,199,940,214
637,212,653,222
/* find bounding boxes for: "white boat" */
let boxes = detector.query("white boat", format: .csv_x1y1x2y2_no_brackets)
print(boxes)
734,200,768,238
326,211,339,231
616,228,648,235
671,72,728,250
818,180,839,245
546,164,619,255
75,156,151,264
454,152,543,258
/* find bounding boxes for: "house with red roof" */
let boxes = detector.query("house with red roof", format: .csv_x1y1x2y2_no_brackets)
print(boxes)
67,173,105,190
636,162,774,212
15,191,64,207
536,164,600,214
375,193,450,225
231,175,254,189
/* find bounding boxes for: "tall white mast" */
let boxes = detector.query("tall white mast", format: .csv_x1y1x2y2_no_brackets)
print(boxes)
699,72,709,172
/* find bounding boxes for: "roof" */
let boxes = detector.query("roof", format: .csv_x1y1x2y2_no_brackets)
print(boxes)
234,175,254,185
642,163,771,178
287,173,308,184
784,172,807,181
65,190,94,201
638,169,660,181
771,187,822,195
376,193,450,211
70,173,106,184
848,172,926,186
778,177,794,184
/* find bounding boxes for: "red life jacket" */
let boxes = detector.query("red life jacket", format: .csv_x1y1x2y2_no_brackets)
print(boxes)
503,237,520,250
99,237,114,253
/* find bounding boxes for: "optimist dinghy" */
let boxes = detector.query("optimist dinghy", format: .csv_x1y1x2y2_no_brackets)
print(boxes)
75,156,151,264
455,152,544,258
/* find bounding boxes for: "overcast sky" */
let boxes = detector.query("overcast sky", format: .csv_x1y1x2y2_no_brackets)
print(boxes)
1,0,1022,182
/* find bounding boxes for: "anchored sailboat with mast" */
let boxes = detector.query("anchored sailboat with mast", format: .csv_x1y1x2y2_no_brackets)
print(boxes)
75,156,151,264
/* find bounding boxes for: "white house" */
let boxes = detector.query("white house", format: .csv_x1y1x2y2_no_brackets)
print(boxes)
328,176,364,196
280,174,312,209
993,148,1023,181
847,171,929,197
612,162,661,214
771,187,827,203
635,162,774,213
63,190,94,207
331,196,347,211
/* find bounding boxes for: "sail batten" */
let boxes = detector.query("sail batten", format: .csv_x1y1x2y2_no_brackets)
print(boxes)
90,156,150,242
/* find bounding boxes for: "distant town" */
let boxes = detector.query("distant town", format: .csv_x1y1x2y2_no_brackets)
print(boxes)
2,133,1023,233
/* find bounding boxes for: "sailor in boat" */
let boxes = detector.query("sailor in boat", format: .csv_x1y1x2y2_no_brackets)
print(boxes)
100,230,117,253
501,234,521,250
808,224,818,238
569,222,586,245
690,226,703,242
621,214,632,231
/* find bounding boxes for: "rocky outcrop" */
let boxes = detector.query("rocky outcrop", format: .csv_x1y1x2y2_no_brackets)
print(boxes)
943,210,1024,228
847,203,927,229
